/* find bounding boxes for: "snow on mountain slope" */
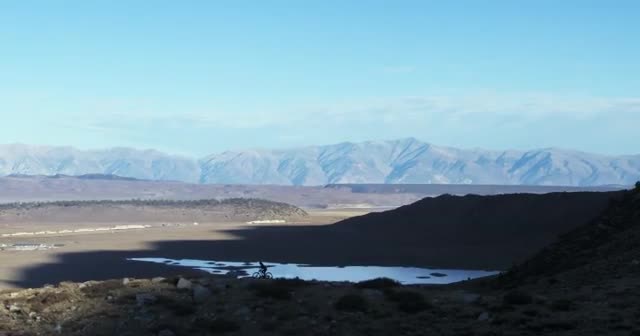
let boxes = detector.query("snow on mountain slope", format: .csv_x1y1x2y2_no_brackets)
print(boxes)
1,139,638,186
0,144,201,183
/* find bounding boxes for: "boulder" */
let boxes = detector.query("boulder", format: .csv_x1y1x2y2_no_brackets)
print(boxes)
136,293,157,306
193,285,212,303
176,278,192,290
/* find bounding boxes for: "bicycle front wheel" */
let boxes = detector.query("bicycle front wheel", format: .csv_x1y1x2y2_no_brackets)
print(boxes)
265,272,273,279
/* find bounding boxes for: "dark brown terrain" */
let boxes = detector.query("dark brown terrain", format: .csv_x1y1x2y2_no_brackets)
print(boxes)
0,186,638,335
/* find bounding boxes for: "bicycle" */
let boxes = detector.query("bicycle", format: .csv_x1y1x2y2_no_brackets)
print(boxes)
252,268,273,279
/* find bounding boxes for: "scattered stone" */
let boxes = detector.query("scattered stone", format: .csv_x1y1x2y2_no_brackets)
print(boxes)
235,306,251,318
158,330,175,336
177,278,192,290
193,285,212,303
459,292,481,304
122,278,131,285
632,259,639,266
9,304,21,313
362,289,384,300
504,290,533,305
151,277,166,283
136,293,157,306
477,312,490,321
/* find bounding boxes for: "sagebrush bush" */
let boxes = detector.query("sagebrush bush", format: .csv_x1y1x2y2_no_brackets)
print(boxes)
248,280,294,300
384,289,431,313
334,293,369,312
355,277,400,290
550,299,574,311
503,290,533,305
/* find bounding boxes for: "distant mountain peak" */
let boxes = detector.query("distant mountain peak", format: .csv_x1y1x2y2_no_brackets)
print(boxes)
0,140,638,187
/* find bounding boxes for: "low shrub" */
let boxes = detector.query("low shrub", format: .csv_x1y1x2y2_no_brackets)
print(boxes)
503,290,533,305
249,281,293,300
385,289,431,313
272,277,309,288
195,317,241,333
355,277,401,290
550,299,574,311
156,296,197,316
334,293,369,312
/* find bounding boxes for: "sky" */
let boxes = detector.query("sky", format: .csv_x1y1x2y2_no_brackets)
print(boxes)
1,0,638,157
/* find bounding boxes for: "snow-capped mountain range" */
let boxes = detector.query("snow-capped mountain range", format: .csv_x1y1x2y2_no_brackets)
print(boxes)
1,138,638,186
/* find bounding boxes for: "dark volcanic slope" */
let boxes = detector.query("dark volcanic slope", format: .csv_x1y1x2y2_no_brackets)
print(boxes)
504,184,640,285
333,191,624,269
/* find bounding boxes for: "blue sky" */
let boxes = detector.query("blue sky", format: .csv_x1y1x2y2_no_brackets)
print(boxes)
1,0,638,156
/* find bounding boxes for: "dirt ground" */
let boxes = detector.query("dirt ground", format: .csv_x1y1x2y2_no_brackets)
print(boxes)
0,271,638,336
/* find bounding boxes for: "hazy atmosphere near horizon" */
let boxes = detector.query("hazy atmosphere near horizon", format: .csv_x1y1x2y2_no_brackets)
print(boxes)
1,0,639,157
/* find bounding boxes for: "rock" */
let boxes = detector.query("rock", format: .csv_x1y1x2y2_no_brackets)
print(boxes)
503,290,533,305
477,312,490,321
136,293,157,306
198,278,212,286
362,289,384,300
122,278,131,285
177,278,192,290
193,285,212,303
235,306,251,318
151,277,166,283
462,293,481,304
158,330,175,336
632,259,639,266
9,304,21,313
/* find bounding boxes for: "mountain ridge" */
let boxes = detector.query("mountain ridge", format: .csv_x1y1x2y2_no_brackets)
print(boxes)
1,139,639,186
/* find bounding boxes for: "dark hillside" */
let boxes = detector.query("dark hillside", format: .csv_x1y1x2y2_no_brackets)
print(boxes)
332,191,624,269
503,184,640,285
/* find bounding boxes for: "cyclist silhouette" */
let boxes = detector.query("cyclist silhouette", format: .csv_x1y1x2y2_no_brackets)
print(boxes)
253,261,273,279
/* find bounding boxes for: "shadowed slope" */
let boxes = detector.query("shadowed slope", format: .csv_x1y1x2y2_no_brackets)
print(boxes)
9,191,622,288
502,185,640,285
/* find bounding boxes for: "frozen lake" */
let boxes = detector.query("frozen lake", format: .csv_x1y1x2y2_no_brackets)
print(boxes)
127,258,499,284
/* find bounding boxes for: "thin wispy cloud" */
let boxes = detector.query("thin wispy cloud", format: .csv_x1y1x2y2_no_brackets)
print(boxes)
381,66,417,74
72,92,640,130
3,89,638,155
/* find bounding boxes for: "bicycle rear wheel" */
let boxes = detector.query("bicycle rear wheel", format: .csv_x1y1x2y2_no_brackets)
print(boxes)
251,272,261,278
